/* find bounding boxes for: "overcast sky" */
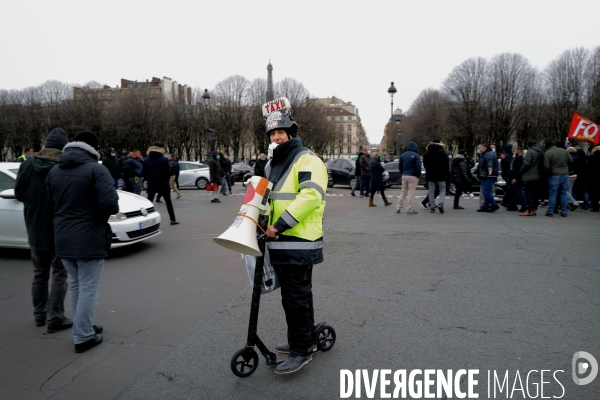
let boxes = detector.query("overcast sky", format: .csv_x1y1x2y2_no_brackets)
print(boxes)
1,0,599,144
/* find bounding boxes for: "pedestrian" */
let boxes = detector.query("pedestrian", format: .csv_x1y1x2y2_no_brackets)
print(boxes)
518,140,543,216
17,147,35,162
500,144,516,210
543,140,572,217
168,154,182,199
14,128,71,332
423,140,449,213
587,145,600,212
219,153,233,196
143,143,179,224
46,130,118,353
254,153,268,178
476,143,500,212
350,151,363,197
101,147,122,189
396,141,421,214
451,149,471,210
359,149,371,198
119,151,133,192
207,150,222,203
566,147,580,211
509,147,526,212
125,150,144,195
368,152,392,207
262,107,328,375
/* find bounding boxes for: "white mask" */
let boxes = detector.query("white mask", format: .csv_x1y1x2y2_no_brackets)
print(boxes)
267,143,278,159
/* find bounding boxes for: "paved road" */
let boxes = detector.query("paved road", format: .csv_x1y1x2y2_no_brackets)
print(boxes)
1,184,599,399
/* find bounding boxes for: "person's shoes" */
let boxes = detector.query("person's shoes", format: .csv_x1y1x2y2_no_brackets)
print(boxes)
453,205,464,210
545,212,553,217
406,210,418,214
75,334,103,353
469,193,475,197
351,192,355,197
438,205,444,213
569,203,579,211
229,191,232,195
93,325,103,334
211,199,221,203
396,209,401,213
383,200,393,206
581,205,589,210
35,318,46,327
507,207,519,211
560,213,567,217
518,207,526,213
47,318,73,334
430,207,435,213
368,199,376,207
222,193,227,196
553,209,560,214
156,200,163,203
420,202,428,209
519,210,532,216
176,195,181,199
274,353,311,375
170,220,180,225
275,343,290,354
477,208,489,212
489,205,500,213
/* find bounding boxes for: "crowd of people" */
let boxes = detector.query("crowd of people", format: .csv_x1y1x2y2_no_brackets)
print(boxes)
349,140,600,216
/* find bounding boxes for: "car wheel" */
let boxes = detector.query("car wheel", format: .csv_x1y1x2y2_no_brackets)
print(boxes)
327,182,334,188
349,177,356,190
448,183,456,196
142,180,148,190
196,177,209,190
118,178,124,188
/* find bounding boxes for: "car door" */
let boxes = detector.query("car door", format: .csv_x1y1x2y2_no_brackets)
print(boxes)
384,162,401,185
0,171,28,248
330,160,345,185
178,162,197,187
340,159,354,185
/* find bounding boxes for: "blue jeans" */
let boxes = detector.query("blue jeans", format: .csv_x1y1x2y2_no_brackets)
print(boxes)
62,259,105,344
360,175,370,196
480,177,498,209
547,175,569,214
220,177,228,195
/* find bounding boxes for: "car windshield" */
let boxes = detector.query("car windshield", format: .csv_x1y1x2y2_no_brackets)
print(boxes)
383,163,398,170
0,172,16,191
9,169,19,175
233,164,249,169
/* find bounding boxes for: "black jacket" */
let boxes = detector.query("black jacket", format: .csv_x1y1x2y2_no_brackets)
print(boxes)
207,151,223,182
354,152,363,176
588,149,600,188
501,144,513,181
15,148,62,251
509,154,524,182
370,157,385,186
102,149,121,179
451,155,470,187
423,142,449,182
143,146,171,191
254,158,268,177
46,142,119,259
219,157,232,177
170,158,180,177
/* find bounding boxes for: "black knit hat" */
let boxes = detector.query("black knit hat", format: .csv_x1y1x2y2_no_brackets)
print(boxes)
74,130,99,150
44,128,68,150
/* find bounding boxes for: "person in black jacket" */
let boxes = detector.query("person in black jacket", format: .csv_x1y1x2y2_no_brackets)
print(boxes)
207,150,223,203
368,152,392,207
351,151,363,196
143,143,179,224
254,153,268,178
46,130,119,353
219,152,233,196
423,140,449,213
500,144,515,209
119,151,133,192
451,149,471,210
15,128,71,331
509,147,526,212
102,147,122,189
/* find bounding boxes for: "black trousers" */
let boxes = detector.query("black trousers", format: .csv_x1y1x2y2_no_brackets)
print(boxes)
31,249,68,325
522,180,540,211
274,264,314,356
147,186,176,222
370,184,387,201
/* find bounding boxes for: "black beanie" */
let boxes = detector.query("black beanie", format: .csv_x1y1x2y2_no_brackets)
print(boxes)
44,128,68,150
74,130,99,150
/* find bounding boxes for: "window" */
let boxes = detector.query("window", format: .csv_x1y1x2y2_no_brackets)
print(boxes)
348,117,353,120
348,146,352,153
339,117,343,121
348,125,352,131
347,135,351,143
338,136,342,143
339,147,343,154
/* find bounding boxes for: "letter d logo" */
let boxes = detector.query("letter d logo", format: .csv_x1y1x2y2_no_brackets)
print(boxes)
572,351,598,385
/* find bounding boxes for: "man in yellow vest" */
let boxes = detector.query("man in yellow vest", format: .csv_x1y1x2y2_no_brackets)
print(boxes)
263,105,328,374
17,147,35,162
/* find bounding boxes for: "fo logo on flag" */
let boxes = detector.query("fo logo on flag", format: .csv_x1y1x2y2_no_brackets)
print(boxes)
568,113,600,145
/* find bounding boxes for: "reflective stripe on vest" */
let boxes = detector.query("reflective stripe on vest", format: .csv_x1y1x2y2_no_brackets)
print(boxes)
267,241,323,250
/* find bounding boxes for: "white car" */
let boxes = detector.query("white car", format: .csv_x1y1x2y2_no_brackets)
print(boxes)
141,161,210,190
0,162,161,249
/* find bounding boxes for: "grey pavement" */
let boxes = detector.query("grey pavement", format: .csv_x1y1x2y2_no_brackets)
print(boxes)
1,185,600,399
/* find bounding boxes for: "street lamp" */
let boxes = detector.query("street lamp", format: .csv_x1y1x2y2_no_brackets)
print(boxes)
202,88,211,161
387,82,397,157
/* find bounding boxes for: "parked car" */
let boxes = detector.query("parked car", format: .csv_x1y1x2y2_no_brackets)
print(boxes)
141,161,210,190
326,158,356,189
242,170,255,187
231,163,252,182
422,159,506,196
382,161,427,187
0,162,161,249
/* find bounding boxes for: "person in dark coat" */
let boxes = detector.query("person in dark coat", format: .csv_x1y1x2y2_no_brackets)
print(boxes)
518,140,543,216
476,143,500,212
350,151,363,196
359,150,371,197
451,149,471,209
509,147,526,212
588,146,600,212
573,148,589,209
101,147,121,189
46,130,119,353
15,128,71,331
368,152,392,207
500,144,515,209
219,153,233,196
143,143,179,224
254,153,268,178
119,151,133,192
423,140,449,213
168,155,181,198
207,150,223,203
125,150,144,195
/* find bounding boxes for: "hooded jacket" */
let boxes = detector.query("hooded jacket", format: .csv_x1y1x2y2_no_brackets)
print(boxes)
451,155,470,187
15,148,63,251
519,144,543,182
143,146,171,191
46,142,119,259
543,145,573,176
500,144,513,181
102,149,121,179
207,150,223,182
399,141,422,178
370,157,385,186
423,142,449,182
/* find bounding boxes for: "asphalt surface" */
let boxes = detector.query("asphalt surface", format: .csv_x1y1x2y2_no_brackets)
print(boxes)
1,183,599,399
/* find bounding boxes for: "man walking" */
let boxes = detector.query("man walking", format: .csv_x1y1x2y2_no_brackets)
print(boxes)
125,150,144,195
451,149,471,210
219,152,232,196
396,141,421,214
509,147,526,212
500,144,516,210
350,151,363,197
46,130,118,353
143,143,179,224
101,147,122,189
207,150,223,203
168,154,181,199
254,153,268,178
476,143,500,212
423,140,449,213
15,128,72,332
543,141,573,217
518,140,543,216
359,149,371,198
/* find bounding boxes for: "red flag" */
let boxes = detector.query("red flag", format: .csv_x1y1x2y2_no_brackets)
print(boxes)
568,113,600,145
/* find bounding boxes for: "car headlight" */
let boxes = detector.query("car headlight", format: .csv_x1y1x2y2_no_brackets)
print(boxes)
109,212,128,222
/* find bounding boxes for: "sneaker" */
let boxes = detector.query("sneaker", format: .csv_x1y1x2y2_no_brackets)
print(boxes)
406,210,418,214
229,192,232,195
489,205,500,212
351,192,356,197
430,208,435,213
560,213,567,217
47,317,73,334
569,204,579,211
396,209,401,213
75,334,103,353
156,200,163,203
438,205,444,214
421,202,429,210
476,208,489,212
469,193,475,197
170,220,180,225
275,353,311,375
545,212,553,217
176,195,182,199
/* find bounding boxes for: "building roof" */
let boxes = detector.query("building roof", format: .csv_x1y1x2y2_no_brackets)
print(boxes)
322,107,355,117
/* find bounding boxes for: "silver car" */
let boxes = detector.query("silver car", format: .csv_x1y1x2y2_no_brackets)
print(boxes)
142,161,211,190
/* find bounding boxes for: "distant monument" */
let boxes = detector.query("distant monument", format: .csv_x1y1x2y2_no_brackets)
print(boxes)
266,61,274,102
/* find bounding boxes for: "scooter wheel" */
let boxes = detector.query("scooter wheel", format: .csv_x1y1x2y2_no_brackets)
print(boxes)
316,325,336,352
230,347,259,377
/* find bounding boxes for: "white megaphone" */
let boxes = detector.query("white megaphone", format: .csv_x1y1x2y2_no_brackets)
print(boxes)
214,176,273,256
